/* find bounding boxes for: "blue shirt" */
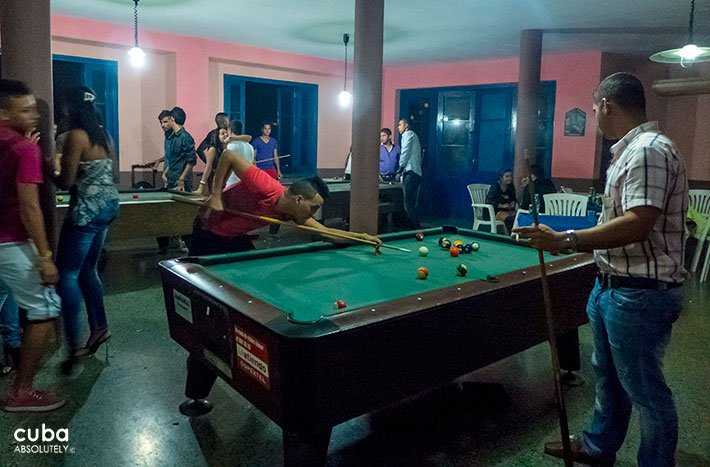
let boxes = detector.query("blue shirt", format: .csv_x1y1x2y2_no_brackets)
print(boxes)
252,136,278,170
165,127,196,191
398,130,422,176
379,144,400,175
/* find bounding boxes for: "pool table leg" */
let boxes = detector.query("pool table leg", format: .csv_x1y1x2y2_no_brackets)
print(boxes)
556,329,581,372
282,428,332,467
179,354,218,416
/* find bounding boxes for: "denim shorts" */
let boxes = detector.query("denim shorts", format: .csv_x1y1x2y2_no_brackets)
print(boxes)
0,242,61,321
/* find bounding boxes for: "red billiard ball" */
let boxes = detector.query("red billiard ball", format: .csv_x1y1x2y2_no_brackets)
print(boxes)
416,266,429,280
449,247,460,257
132,194,139,200
415,232,424,241
334,300,347,310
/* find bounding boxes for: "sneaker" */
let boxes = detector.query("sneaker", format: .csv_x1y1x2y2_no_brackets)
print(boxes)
4,388,66,412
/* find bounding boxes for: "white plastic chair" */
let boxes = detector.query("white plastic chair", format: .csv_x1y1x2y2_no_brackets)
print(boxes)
697,218,710,282
467,184,506,234
543,193,588,216
689,189,710,275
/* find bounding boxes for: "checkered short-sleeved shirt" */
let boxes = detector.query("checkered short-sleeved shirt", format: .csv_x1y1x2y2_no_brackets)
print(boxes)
594,121,688,283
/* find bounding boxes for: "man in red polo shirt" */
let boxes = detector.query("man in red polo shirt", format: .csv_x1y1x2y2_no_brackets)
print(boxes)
0,79,65,412
190,147,381,256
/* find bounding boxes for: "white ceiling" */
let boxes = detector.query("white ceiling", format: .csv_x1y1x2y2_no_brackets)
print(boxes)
51,0,710,64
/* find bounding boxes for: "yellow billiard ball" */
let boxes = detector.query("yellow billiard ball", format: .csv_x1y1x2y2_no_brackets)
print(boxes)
57,195,64,202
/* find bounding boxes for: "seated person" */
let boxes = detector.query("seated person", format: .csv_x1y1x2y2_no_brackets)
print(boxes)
520,164,557,213
486,168,518,232
193,149,381,256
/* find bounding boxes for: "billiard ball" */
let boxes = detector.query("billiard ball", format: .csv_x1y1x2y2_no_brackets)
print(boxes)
471,242,480,251
132,194,139,200
418,246,429,257
438,237,449,247
462,244,473,254
416,266,429,280
56,195,64,202
415,232,425,241
449,247,460,257
456,264,468,276
440,239,452,249
333,300,347,310
453,240,463,247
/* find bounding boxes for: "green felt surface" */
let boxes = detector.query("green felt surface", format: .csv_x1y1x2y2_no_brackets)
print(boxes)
204,230,566,323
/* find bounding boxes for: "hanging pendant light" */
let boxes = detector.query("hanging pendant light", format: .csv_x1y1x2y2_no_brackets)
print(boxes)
127,0,146,67
650,0,710,66
338,33,353,107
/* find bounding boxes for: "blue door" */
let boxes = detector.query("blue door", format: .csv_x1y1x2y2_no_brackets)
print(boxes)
224,75,317,178
400,82,555,222
53,55,119,168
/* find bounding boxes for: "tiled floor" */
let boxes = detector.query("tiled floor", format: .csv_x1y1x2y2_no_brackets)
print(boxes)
1,221,708,466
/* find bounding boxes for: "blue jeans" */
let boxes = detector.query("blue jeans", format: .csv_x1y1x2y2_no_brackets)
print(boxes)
56,205,118,351
402,171,421,230
0,278,21,349
581,281,682,467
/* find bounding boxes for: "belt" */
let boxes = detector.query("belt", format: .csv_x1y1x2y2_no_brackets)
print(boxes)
597,273,682,290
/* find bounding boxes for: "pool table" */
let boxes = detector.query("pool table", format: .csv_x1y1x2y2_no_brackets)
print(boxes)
56,189,206,242
159,226,596,466
313,180,404,228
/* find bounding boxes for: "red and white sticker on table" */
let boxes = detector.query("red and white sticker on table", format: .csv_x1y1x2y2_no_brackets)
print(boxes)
234,326,271,390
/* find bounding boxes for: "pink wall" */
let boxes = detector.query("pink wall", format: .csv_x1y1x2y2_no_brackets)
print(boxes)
20,15,705,183
50,15,352,171
382,51,603,180
44,16,607,180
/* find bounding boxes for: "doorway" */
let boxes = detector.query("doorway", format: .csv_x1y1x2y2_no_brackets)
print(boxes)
0,54,119,168
53,55,119,167
399,82,556,220
224,75,318,178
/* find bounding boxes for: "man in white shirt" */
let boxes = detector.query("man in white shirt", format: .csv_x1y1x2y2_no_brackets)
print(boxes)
397,119,423,229
514,72,688,467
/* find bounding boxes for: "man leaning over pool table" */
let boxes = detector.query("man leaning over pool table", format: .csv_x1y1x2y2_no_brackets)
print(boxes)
189,147,381,257
182,148,381,416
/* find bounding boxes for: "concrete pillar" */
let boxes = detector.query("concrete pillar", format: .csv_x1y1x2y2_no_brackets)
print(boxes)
349,0,385,234
1,0,57,248
514,29,543,194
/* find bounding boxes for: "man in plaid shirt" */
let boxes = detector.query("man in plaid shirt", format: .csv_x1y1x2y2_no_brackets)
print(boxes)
515,72,688,467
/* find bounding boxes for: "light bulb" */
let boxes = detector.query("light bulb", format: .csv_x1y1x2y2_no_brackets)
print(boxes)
338,90,352,107
128,46,146,67
677,44,702,60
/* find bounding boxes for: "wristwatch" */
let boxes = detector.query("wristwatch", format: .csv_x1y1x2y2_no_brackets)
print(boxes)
564,229,579,252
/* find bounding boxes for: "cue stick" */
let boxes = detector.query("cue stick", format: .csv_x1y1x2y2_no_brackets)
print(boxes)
234,211,411,253
254,154,291,164
177,197,410,252
523,155,573,467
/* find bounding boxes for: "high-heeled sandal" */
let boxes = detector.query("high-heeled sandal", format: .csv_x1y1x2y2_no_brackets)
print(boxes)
75,331,112,361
